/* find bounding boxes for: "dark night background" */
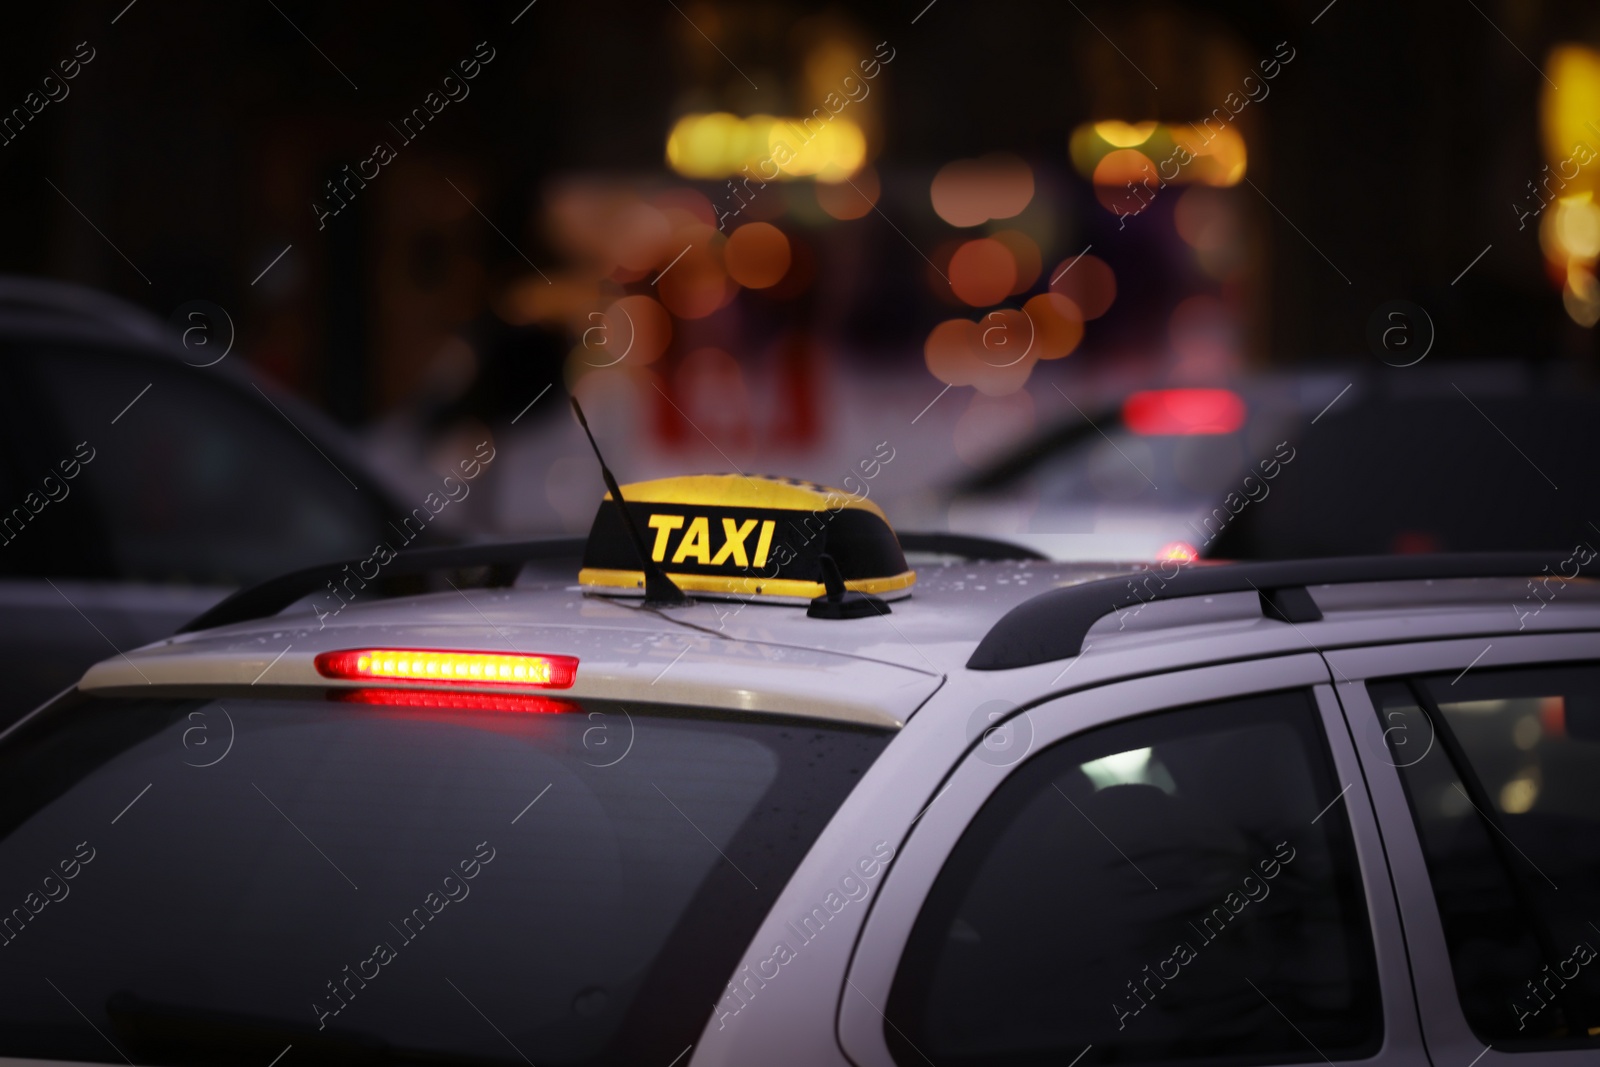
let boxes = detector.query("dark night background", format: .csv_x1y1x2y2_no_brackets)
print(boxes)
0,0,1597,553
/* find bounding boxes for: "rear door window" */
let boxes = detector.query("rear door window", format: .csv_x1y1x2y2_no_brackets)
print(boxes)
884,690,1382,1065
1371,663,1600,1048
0,689,889,1065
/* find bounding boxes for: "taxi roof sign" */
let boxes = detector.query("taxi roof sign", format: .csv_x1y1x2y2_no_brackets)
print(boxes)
578,473,916,603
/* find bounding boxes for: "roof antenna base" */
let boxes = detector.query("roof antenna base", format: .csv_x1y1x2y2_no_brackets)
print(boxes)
808,553,889,620
641,569,688,608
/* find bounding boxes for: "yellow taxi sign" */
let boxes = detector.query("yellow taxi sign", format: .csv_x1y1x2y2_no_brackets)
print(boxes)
579,474,915,602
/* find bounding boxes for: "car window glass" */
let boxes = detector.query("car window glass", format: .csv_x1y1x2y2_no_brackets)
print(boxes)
0,691,890,1065
25,346,383,585
0,355,115,578
886,690,1382,1066
1371,663,1600,1048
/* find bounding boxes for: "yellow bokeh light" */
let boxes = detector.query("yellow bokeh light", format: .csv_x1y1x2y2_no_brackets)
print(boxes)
1542,45,1600,187
1188,125,1248,187
666,112,867,182
770,117,867,181
1565,262,1600,327
665,112,741,179
1093,120,1158,147
1072,120,1247,189
1540,44,1600,326
1555,193,1600,259
1499,773,1539,814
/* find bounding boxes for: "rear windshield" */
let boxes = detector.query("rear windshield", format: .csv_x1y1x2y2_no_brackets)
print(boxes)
0,689,890,1065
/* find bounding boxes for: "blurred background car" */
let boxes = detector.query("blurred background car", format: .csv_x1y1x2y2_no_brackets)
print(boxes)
0,277,456,724
937,376,1313,559
940,364,1600,561
1210,365,1600,558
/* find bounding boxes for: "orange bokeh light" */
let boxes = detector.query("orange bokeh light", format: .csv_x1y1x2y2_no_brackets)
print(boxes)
1176,125,1247,187
656,224,731,319
925,314,1035,397
659,257,730,319
724,222,791,289
1093,148,1159,216
1022,292,1084,360
609,201,673,273
924,318,982,386
650,187,717,227
949,238,1017,307
585,294,671,367
976,307,1035,369
1048,253,1117,319
931,153,1035,228
1092,147,1157,187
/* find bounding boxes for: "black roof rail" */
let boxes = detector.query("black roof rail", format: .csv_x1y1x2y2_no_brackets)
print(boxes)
897,531,1048,561
966,551,1595,670
181,531,1043,636
179,538,587,634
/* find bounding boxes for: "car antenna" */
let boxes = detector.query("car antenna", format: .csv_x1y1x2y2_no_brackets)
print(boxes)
807,552,891,619
570,396,689,607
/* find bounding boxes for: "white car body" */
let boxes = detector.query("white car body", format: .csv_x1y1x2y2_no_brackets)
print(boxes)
17,551,1600,1067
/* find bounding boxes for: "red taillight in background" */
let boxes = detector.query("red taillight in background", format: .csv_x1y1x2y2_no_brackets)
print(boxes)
1122,389,1246,435
314,649,578,689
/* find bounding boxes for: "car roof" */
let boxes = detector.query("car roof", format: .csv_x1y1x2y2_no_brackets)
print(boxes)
76,552,1600,728
75,558,1133,727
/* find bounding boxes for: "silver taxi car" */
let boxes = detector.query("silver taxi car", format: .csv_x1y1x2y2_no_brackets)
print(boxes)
0,470,1596,1067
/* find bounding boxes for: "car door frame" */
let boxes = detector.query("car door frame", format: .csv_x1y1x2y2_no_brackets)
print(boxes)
838,651,1427,1067
1328,630,1600,1067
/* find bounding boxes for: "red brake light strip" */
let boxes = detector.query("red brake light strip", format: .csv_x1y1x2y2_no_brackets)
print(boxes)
314,649,578,689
